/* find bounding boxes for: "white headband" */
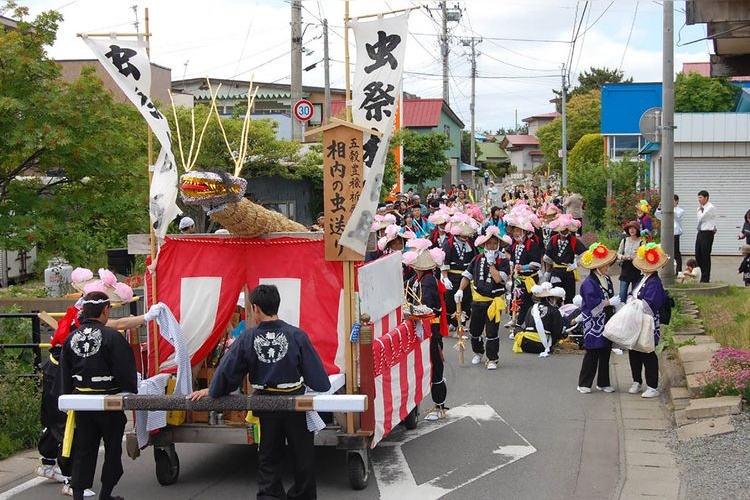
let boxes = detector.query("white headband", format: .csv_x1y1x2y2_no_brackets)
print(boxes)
81,298,110,305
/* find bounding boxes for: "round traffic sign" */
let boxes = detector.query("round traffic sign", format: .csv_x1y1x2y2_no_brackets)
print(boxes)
293,99,314,121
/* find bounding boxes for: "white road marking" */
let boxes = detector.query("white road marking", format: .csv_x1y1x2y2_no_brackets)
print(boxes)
372,403,537,500
0,477,47,500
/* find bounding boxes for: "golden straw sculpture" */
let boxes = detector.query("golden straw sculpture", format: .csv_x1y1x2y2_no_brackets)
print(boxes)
170,79,308,236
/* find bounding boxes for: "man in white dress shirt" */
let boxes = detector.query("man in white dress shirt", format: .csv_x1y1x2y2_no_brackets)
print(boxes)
695,190,717,283
656,194,685,271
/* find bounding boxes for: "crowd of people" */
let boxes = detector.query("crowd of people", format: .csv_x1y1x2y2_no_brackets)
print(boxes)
361,180,676,420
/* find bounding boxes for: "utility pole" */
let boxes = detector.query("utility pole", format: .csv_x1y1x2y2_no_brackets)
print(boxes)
561,64,568,189
462,36,481,168
291,0,303,141
323,18,331,124
661,0,675,283
441,1,450,106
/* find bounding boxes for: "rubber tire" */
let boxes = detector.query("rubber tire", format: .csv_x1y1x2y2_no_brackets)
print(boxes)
403,406,418,430
154,445,180,486
346,451,369,490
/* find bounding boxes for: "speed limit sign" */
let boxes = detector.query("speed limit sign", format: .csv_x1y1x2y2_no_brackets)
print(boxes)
293,99,314,121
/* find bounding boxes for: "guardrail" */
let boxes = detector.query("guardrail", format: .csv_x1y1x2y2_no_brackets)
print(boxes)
0,312,44,372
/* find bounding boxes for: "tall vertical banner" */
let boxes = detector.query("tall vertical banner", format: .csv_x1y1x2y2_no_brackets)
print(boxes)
338,13,410,255
323,124,365,260
81,36,180,239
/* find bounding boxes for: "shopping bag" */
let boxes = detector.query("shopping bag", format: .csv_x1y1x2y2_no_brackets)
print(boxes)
633,314,655,353
603,299,646,349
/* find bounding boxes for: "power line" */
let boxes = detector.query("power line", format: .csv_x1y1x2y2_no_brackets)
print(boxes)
619,1,639,72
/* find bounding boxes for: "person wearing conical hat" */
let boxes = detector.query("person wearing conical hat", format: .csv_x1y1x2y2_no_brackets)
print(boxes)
576,243,620,394
505,213,544,334
441,213,480,330
427,209,451,249
515,283,566,357
628,243,669,398
543,213,586,304
365,214,399,262
367,224,414,262
402,239,450,421
453,227,512,370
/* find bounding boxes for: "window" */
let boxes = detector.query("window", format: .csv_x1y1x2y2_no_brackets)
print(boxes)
608,135,643,160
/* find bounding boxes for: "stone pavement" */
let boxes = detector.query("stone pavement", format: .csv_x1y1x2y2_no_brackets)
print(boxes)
611,355,683,500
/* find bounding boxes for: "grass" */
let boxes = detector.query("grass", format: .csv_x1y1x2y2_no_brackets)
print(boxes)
689,286,750,349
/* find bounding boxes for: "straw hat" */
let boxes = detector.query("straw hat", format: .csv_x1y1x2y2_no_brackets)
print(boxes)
446,213,479,237
402,239,446,271
377,224,415,251
71,267,134,304
633,243,670,273
579,242,618,270
474,226,512,248
427,210,450,226
742,244,750,256
504,213,534,232
547,213,580,233
531,282,565,299
537,201,560,219
371,213,398,232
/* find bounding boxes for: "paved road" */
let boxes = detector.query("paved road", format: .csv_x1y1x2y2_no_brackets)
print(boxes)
1,333,625,500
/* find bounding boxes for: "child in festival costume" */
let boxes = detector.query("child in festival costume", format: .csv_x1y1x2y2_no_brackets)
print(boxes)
544,213,585,304
403,239,449,420
739,245,750,287
576,243,620,394
440,213,479,329
505,212,543,335
453,226,512,369
635,200,654,241
629,243,669,398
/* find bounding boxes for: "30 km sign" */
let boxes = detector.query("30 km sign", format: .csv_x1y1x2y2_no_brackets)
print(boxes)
293,99,314,121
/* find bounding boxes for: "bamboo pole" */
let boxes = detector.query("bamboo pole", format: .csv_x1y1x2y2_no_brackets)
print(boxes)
144,7,160,374
344,0,352,123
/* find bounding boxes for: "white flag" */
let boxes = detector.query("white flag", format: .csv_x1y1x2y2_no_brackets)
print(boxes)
339,13,409,255
81,35,179,239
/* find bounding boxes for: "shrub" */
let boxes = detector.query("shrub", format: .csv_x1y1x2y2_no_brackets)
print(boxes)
0,363,41,459
698,347,750,400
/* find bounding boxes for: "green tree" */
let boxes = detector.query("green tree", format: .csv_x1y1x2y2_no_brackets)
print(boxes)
1,3,151,269
460,130,483,165
393,129,452,187
675,72,741,112
568,133,605,174
537,90,601,174
553,67,631,112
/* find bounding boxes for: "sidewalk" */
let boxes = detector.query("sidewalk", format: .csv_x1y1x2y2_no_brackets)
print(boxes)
612,355,683,500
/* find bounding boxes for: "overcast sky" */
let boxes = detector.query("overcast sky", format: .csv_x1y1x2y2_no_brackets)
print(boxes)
23,0,710,133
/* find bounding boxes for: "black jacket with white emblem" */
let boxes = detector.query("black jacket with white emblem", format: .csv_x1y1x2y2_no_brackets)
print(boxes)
209,319,331,397
60,318,137,395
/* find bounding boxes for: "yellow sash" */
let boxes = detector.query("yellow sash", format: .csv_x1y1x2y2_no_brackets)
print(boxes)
471,286,507,322
552,263,581,281
245,411,261,444
62,410,75,458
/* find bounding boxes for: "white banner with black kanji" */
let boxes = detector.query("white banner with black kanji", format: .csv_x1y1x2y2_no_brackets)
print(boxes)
339,13,409,255
81,35,179,239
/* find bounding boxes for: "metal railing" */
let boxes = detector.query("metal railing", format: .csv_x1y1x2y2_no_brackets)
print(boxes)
0,311,44,375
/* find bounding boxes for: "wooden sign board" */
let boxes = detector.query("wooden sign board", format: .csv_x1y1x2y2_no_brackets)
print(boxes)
322,124,365,261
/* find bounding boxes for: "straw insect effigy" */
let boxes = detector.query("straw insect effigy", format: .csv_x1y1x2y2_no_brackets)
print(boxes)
180,170,308,236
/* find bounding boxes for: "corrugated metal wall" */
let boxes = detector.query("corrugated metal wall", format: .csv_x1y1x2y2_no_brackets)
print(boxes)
674,158,748,256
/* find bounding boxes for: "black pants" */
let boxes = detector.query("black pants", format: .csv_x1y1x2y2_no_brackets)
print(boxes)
257,411,316,500
550,270,576,304
578,347,612,388
70,410,126,490
513,275,538,328
429,324,446,406
674,234,682,272
468,301,500,361
38,359,71,476
695,230,714,282
628,350,659,389
444,274,471,326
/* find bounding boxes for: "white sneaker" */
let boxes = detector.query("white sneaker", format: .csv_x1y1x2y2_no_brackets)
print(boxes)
61,480,96,497
576,386,592,394
596,385,616,393
508,332,515,340
423,406,446,421
486,360,498,370
35,464,66,483
628,382,642,394
503,320,514,328
471,354,483,365
641,387,660,398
